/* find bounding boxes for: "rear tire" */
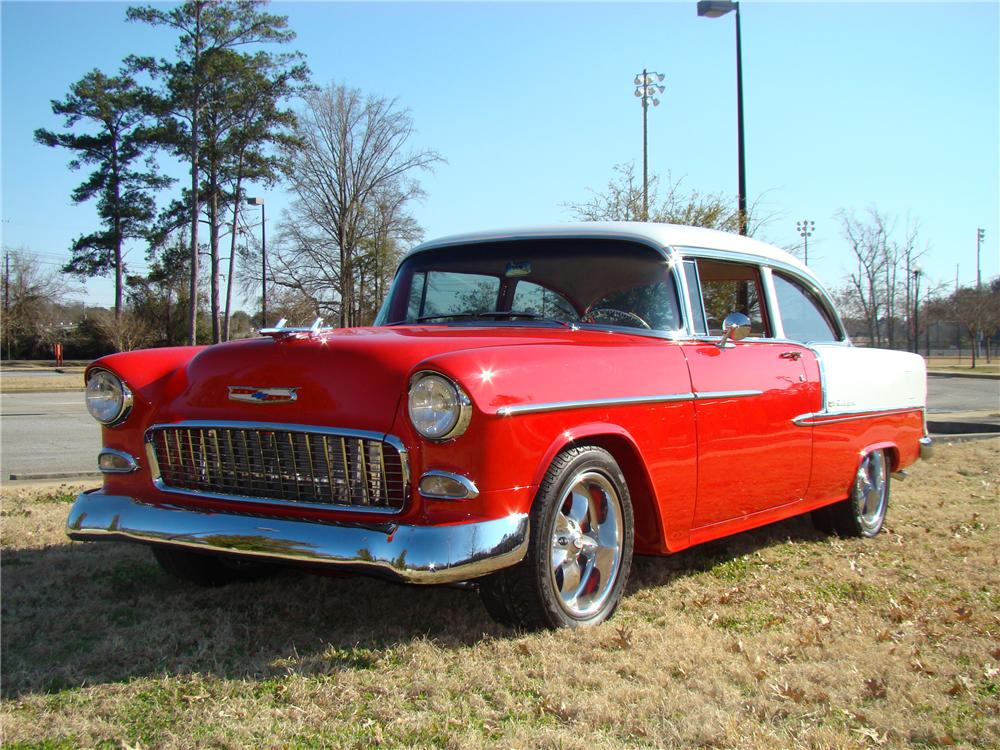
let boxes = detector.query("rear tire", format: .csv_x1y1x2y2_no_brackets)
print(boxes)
479,446,634,630
811,449,890,538
152,547,276,587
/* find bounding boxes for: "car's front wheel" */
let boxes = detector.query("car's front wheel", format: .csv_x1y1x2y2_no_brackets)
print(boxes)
479,445,634,630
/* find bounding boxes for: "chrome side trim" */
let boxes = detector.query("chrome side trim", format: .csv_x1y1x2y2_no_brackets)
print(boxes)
695,389,763,400
418,470,480,499
66,491,529,585
144,421,410,516
496,389,761,416
793,406,923,426
497,393,696,416
98,448,139,474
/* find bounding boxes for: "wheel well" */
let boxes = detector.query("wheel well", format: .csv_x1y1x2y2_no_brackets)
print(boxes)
573,435,663,554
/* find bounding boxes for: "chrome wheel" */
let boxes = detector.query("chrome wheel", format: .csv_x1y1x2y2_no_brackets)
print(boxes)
548,471,623,619
854,449,888,534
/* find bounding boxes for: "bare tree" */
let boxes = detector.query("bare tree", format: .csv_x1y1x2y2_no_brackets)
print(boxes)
564,163,770,236
838,208,891,346
275,83,442,327
1,249,81,359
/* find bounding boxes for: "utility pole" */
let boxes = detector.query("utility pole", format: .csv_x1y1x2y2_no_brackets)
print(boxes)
3,251,9,361
247,197,266,326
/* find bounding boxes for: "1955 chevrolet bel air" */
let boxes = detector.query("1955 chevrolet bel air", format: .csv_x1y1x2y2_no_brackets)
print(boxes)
67,223,932,629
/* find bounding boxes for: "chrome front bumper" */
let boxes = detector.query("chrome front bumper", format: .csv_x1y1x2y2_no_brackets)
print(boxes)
66,491,529,585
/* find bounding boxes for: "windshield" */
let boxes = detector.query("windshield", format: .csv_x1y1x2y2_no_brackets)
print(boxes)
377,238,682,332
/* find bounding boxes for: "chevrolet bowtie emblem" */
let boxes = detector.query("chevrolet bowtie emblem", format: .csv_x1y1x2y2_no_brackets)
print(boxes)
227,386,299,404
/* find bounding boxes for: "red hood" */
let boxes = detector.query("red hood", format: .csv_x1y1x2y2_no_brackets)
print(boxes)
153,325,630,433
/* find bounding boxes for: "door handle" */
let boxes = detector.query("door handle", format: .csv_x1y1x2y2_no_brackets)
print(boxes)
780,351,802,361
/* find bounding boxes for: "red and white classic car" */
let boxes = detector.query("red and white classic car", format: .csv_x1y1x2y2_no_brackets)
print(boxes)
68,223,932,629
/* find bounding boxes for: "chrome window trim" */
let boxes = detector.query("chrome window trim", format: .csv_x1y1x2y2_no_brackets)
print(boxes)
418,470,481,500
98,448,139,474
672,246,849,343
144,421,410,516
496,389,761,417
760,267,784,340
792,406,924,426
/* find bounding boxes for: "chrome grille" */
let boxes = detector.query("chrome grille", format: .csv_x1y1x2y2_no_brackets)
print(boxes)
148,424,408,511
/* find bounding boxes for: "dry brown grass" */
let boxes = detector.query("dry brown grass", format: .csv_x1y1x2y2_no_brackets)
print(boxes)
925,357,1000,376
2,442,998,749
0,368,86,393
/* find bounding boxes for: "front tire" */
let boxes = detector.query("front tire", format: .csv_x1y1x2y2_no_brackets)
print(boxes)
479,446,634,630
812,448,890,538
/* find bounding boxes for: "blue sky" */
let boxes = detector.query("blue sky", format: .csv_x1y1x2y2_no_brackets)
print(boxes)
2,1,998,311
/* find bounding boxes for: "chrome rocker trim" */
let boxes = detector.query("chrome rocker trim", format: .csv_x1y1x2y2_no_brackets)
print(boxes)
66,491,529,585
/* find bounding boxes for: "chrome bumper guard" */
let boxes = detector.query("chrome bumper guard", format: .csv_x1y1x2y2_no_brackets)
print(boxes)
66,491,529,585
919,436,933,460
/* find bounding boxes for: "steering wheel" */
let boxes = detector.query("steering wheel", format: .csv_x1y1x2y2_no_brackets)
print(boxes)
581,308,651,329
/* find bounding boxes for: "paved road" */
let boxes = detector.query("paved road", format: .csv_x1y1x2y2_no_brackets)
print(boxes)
0,391,100,479
926,374,999,415
0,376,996,480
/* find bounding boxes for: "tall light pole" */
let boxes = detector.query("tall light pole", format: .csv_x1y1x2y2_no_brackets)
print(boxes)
247,197,266,326
697,0,747,235
796,220,815,265
633,69,665,221
977,228,985,290
912,264,922,355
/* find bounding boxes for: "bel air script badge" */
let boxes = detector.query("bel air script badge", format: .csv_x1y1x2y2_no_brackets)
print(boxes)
227,386,299,404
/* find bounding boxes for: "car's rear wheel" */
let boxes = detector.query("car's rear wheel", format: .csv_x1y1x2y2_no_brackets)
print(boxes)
152,547,277,587
811,448,890,538
479,445,634,630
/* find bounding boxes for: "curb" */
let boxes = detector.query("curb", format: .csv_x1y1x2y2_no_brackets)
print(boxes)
7,471,102,481
927,370,1000,381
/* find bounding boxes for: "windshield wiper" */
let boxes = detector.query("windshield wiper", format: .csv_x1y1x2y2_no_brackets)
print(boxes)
414,310,574,327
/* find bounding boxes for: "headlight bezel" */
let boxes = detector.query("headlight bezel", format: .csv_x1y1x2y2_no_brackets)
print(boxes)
85,367,133,426
407,370,472,442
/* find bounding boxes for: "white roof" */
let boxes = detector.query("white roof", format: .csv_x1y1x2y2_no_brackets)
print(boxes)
411,222,818,283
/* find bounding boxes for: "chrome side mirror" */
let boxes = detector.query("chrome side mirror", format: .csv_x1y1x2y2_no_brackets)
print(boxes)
717,312,751,349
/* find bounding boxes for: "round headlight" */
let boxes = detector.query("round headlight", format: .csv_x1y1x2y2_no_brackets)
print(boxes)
85,369,132,425
408,372,471,441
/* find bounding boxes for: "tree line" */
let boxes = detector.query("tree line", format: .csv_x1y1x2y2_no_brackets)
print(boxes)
4,0,439,358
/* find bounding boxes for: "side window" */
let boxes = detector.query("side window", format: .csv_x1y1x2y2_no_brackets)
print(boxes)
773,273,841,343
695,259,770,337
511,281,578,320
405,271,501,320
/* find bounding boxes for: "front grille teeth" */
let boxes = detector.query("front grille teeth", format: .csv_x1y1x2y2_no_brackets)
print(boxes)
149,425,407,511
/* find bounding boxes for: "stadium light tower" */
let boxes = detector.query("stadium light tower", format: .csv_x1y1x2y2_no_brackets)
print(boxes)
634,69,665,221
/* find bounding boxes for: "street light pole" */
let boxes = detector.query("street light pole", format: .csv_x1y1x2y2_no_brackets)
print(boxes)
796,220,815,265
912,264,922,355
977,228,985,290
697,0,747,235
633,70,665,221
247,197,266,326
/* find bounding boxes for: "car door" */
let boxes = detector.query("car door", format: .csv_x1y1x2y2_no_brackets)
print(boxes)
680,258,814,529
